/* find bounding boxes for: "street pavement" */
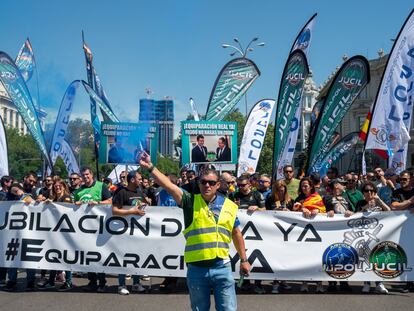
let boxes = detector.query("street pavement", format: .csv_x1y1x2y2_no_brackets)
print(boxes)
1,275,413,311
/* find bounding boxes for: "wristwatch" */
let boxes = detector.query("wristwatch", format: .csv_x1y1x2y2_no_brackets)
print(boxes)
240,258,248,263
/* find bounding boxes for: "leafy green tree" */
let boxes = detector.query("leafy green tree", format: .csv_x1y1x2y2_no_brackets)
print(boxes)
6,127,42,180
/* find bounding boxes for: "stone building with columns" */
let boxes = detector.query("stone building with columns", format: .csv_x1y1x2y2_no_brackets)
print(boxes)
0,81,47,134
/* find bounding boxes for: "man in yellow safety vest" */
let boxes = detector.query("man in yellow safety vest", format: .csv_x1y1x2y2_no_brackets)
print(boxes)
139,152,250,311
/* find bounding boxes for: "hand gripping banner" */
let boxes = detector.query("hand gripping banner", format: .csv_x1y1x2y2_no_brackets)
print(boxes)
205,57,260,121
0,51,52,169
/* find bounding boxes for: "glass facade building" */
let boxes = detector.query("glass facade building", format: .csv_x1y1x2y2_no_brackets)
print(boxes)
139,98,174,156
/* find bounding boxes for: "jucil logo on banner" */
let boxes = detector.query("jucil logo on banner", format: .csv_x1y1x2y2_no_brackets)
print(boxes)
322,217,411,279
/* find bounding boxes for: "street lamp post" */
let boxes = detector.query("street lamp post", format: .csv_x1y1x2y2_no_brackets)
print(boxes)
222,37,265,115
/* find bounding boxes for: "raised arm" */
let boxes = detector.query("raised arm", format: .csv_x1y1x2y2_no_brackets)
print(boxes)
139,152,184,206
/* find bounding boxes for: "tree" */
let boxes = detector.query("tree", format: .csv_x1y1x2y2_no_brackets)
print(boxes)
6,127,42,180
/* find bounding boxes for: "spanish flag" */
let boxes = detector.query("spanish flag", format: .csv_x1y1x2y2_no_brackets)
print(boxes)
359,111,388,159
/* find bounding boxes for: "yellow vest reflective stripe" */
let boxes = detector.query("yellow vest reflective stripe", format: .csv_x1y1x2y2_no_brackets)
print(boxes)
183,194,238,263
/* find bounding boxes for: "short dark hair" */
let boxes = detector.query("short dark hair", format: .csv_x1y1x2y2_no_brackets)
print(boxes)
399,170,410,178
25,171,38,180
199,169,219,181
361,181,377,193
283,165,294,172
196,134,204,141
127,170,140,183
328,167,339,177
186,170,196,176
310,172,320,185
81,167,94,175
237,175,250,184
1,176,12,187
70,172,81,178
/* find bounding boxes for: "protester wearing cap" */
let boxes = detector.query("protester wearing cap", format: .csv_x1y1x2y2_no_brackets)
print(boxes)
139,152,250,311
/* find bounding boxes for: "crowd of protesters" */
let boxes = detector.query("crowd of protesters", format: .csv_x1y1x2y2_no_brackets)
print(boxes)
1,163,414,295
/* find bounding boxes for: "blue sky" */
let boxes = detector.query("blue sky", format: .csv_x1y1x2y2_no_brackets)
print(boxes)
1,0,413,137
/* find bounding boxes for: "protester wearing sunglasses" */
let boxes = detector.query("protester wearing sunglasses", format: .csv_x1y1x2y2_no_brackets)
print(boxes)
139,152,250,311
342,173,363,212
230,175,266,294
355,181,390,294
283,165,300,200
68,173,82,195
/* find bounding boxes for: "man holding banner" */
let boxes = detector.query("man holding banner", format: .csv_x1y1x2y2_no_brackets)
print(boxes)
139,152,250,311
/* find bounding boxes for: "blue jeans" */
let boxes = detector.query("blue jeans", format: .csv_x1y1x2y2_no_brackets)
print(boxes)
118,274,141,286
187,261,236,311
8,268,36,284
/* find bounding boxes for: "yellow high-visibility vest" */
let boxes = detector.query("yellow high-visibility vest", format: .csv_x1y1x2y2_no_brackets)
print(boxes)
183,194,238,263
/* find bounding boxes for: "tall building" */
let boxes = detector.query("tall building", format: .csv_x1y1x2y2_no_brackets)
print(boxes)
138,98,174,156
0,81,47,134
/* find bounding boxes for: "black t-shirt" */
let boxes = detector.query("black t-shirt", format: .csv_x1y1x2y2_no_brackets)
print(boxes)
265,195,293,210
181,179,200,194
231,190,265,209
38,187,51,199
54,194,73,203
144,186,157,206
391,188,414,203
113,186,146,208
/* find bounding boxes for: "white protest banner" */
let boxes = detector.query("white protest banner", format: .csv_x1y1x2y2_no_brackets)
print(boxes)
237,99,275,177
365,10,414,156
0,202,413,281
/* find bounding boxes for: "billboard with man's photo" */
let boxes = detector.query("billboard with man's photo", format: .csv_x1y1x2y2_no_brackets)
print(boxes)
99,122,157,164
181,121,237,165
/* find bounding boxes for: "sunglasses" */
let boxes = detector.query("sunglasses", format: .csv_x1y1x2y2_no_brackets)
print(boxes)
237,183,249,188
363,189,375,193
400,178,409,181
69,177,79,181
284,170,293,174
120,176,126,179
200,180,218,186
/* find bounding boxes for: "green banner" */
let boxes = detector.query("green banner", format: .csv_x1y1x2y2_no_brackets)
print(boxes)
272,50,309,176
99,122,157,165
205,58,260,121
181,121,238,165
307,56,370,172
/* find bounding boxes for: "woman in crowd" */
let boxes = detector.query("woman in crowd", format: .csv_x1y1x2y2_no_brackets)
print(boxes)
37,178,74,290
265,179,293,294
293,177,326,293
265,179,294,211
356,182,390,294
